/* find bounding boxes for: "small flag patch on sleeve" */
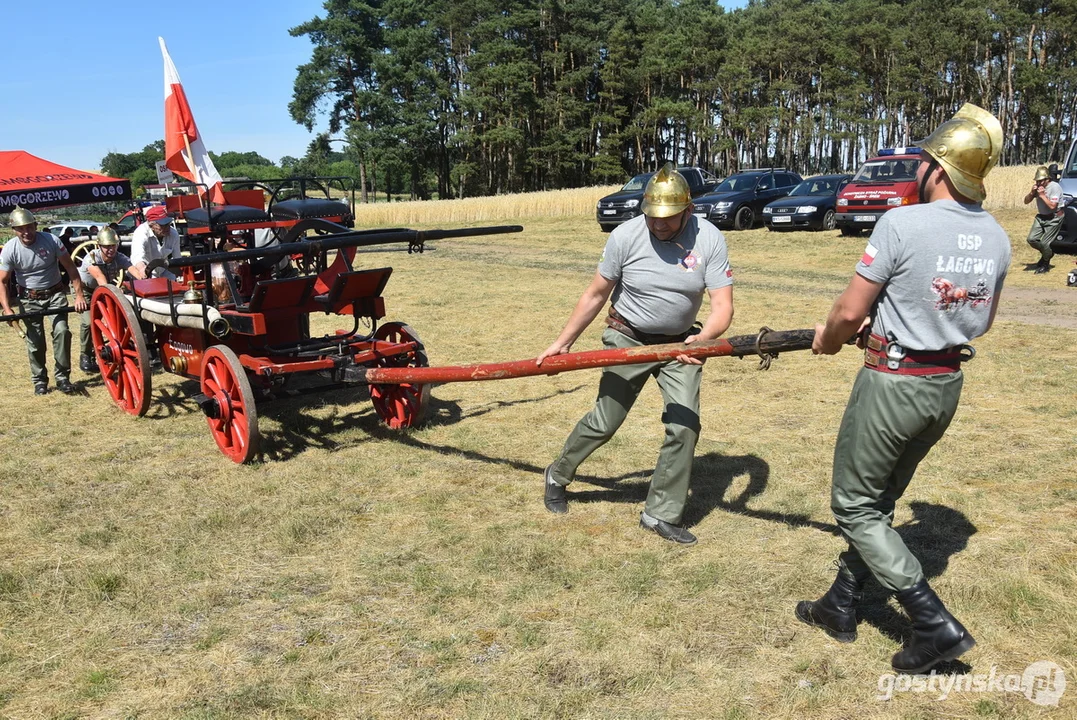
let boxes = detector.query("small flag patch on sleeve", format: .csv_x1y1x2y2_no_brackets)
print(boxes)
726,268,733,278
861,243,878,266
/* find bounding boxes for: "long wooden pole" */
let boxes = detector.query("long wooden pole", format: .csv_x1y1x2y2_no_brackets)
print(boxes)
359,328,817,385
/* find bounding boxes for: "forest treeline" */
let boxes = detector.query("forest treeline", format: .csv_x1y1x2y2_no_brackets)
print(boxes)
288,0,1077,201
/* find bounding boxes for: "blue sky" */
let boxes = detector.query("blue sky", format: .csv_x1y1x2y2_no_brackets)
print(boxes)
2,0,747,173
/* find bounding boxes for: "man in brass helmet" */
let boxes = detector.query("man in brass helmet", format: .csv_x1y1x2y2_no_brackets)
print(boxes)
0,206,88,395
1023,165,1063,274
536,163,734,545
76,226,145,372
797,104,1010,673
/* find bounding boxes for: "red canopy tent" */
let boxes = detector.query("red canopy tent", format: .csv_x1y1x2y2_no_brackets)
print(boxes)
0,151,132,212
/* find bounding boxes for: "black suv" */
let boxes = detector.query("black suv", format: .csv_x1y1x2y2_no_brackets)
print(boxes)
692,168,803,230
596,166,720,232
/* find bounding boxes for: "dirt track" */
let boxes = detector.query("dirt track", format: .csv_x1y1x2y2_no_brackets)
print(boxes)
998,283,1077,330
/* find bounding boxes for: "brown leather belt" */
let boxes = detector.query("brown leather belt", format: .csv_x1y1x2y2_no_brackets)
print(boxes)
18,282,65,300
863,333,963,376
606,306,697,345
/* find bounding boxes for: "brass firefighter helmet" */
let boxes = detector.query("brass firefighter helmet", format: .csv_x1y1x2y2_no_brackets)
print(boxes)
1034,166,1050,182
917,103,1003,203
96,227,120,247
641,163,691,218
8,206,35,228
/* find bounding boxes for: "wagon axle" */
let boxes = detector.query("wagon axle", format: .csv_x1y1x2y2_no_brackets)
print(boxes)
195,394,222,420
97,343,116,365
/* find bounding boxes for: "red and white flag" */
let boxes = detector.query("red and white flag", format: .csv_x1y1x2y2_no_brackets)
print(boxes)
860,243,878,266
159,37,226,206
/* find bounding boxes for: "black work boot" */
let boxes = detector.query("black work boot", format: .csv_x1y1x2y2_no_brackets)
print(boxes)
79,354,98,373
891,579,976,674
639,511,697,545
543,465,568,514
795,567,864,643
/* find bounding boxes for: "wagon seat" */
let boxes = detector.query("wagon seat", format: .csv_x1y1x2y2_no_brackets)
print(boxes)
270,197,353,227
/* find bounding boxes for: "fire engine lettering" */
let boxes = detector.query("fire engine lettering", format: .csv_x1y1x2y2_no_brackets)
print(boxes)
956,233,983,251
848,190,897,198
936,256,996,275
170,341,194,355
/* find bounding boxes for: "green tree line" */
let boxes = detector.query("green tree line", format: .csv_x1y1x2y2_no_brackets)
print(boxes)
100,142,368,197
99,144,290,193
289,0,1077,200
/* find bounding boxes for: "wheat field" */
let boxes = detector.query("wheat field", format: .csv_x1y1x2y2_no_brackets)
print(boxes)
983,165,1044,211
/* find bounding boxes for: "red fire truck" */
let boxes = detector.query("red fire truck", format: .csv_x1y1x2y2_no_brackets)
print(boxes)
834,147,922,236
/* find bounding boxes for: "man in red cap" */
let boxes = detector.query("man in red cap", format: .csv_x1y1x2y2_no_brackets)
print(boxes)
129,205,181,279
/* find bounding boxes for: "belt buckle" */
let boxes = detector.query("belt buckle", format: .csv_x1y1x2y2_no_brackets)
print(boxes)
885,341,906,371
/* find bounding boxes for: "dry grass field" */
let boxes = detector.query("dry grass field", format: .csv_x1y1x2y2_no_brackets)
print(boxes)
0,185,1074,718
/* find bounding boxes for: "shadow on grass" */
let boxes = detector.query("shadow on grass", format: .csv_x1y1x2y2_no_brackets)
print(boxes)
854,501,978,648
145,379,202,419
257,384,588,462
567,451,840,535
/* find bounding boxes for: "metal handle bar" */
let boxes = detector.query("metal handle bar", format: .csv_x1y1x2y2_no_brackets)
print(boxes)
164,225,523,270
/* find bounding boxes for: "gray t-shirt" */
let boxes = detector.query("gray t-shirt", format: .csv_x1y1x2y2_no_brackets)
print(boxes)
598,215,733,335
1035,181,1063,215
0,232,66,289
253,227,290,273
856,200,1010,351
78,249,133,290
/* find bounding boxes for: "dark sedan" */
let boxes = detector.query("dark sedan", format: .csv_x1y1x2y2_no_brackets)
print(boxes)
596,172,652,231
596,166,719,232
762,174,852,231
692,169,802,230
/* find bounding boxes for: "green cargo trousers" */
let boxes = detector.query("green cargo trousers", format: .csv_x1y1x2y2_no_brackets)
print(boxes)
831,367,964,592
79,289,94,358
1026,214,1062,264
19,291,72,387
548,327,702,525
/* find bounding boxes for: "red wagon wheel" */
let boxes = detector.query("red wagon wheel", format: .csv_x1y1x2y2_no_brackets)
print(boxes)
200,346,261,464
91,285,151,416
368,322,431,429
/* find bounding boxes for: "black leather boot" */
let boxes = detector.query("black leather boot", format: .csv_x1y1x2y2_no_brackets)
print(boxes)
795,567,864,643
543,465,568,514
892,579,976,674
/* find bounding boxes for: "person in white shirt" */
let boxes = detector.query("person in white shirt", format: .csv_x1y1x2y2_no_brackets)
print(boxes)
129,205,181,280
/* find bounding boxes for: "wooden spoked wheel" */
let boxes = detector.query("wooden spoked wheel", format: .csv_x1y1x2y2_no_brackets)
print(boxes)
368,322,431,429
72,241,125,284
200,345,260,464
91,285,151,416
